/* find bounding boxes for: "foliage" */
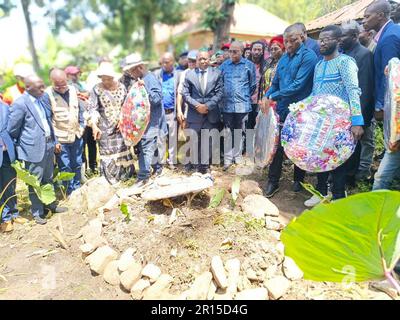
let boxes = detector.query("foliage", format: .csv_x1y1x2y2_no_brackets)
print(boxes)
243,0,358,24
0,178,17,222
11,161,56,205
281,191,400,292
120,202,131,222
301,182,331,203
209,188,225,209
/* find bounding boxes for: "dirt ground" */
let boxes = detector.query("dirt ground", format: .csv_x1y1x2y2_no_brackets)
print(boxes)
0,161,393,300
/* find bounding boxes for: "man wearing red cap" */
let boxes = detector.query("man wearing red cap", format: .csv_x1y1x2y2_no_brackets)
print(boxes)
65,66,86,93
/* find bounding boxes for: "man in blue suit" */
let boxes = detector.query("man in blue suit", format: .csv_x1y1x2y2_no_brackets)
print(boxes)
0,100,22,232
182,51,224,174
7,75,67,225
363,0,400,118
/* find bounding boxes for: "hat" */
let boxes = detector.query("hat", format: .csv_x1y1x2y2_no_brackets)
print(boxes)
215,50,224,57
187,50,199,60
96,62,118,78
221,43,231,50
64,65,81,75
13,63,34,78
179,51,189,58
122,53,148,72
270,35,285,50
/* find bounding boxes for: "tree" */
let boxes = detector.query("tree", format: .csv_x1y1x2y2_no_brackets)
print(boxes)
21,0,41,73
202,0,237,50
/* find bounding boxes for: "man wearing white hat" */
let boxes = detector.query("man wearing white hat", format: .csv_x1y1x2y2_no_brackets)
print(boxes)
3,63,35,105
123,53,166,186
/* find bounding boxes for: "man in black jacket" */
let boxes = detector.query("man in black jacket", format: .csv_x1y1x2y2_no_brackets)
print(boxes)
340,20,375,183
182,51,224,174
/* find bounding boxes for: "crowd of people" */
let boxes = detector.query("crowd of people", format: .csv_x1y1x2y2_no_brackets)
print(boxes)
0,0,399,233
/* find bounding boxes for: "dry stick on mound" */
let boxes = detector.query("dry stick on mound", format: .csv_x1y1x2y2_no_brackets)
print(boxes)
48,228,69,250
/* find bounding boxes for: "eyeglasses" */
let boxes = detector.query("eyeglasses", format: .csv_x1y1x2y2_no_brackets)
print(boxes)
318,37,338,44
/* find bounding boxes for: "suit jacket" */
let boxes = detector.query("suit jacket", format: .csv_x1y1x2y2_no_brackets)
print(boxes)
182,67,224,127
374,21,400,110
0,101,16,166
344,43,375,126
7,92,57,163
153,68,182,117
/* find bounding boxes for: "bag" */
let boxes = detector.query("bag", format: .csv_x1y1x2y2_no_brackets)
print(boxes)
119,81,151,146
253,108,280,166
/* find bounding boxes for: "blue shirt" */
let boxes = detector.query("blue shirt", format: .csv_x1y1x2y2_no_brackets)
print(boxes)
219,57,257,113
312,54,364,126
266,44,318,122
162,71,175,110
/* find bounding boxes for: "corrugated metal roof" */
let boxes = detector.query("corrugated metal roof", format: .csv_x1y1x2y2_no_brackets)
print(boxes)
306,0,375,32
155,3,289,44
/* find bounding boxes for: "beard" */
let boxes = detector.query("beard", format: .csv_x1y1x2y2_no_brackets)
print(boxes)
321,45,337,56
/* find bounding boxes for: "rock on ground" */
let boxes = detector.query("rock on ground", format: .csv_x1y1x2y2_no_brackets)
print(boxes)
86,177,115,212
142,274,173,300
131,279,151,300
187,272,213,300
141,263,162,283
283,257,304,281
85,246,119,275
103,260,120,286
241,195,279,219
120,261,142,292
211,256,228,289
264,276,291,300
239,180,263,198
225,258,241,295
118,248,136,272
235,288,269,300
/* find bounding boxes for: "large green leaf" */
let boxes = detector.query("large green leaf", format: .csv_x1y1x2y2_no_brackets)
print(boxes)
11,161,56,205
54,172,75,183
209,188,225,209
281,191,400,282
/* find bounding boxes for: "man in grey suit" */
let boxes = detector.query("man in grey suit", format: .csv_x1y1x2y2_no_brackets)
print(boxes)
182,51,224,174
7,75,67,225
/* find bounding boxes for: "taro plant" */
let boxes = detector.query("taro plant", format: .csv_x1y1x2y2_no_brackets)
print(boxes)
11,161,56,205
53,168,75,200
281,191,400,294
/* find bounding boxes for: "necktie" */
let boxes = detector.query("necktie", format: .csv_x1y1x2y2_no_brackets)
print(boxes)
200,70,206,95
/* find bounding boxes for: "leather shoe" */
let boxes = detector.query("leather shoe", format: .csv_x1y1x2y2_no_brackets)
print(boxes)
293,181,304,192
0,221,14,232
34,216,47,225
53,206,68,214
13,217,29,224
264,182,279,198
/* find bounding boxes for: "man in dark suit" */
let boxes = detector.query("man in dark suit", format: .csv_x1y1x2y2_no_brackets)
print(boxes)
182,51,224,174
0,100,22,232
340,20,375,183
363,0,400,119
7,75,67,225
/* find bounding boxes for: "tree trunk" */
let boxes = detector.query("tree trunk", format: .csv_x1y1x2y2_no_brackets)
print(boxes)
213,0,236,51
119,5,129,50
21,0,41,74
143,14,155,60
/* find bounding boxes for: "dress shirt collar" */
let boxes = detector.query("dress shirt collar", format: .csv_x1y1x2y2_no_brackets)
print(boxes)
375,19,392,43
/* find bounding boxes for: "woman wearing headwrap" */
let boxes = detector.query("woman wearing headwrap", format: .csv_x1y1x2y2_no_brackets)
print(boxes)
260,35,285,97
86,62,135,185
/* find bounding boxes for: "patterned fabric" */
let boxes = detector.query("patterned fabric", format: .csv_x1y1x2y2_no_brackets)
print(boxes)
384,58,400,146
262,58,279,97
87,82,135,185
312,54,364,126
219,57,257,113
119,81,151,146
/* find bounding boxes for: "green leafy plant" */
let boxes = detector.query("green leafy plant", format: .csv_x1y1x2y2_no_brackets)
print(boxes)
120,202,131,223
301,182,331,204
53,168,75,200
209,188,226,209
11,161,56,205
281,191,400,293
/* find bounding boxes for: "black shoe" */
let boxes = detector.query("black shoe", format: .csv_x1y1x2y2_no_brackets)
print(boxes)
293,181,303,192
54,206,68,214
198,167,210,175
132,179,149,189
34,216,47,225
223,164,232,172
264,182,279,198
184,164,194,173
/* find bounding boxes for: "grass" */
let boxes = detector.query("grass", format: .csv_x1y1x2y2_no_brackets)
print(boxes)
213,211,266,234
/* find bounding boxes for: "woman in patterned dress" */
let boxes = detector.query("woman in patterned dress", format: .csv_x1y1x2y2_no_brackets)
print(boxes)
87,62,135,185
